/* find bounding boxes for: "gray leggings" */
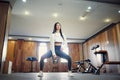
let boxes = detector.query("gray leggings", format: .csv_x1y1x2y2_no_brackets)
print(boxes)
40,46,72,71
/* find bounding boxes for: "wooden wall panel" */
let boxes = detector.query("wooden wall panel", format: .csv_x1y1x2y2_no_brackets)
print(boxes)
14,40,24,72
6,41,16,62
106,26,120,73
88,38,99,67
83,23,120,73
13,40,38,72
99,31,108,50
106,25,119,61
0,2,11,73
116,23,120,73
83,42,88,60
116,23,120,60
6,40,82,72
68,43,82,69
4,40,15,73
22,41,38,72
0,2,8,59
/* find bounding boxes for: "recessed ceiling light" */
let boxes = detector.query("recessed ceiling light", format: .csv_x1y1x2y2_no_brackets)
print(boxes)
22,0,27,3
104,18,111,23
118,10,120,13
25,11,30,15
86,6,92,12
80,16,86,21
87,6,92,10
52,13,58,18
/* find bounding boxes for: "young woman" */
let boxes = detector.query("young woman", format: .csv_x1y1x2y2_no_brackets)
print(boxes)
38,22,73,77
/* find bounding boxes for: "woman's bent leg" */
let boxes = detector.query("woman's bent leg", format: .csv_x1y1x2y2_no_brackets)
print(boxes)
40,50,52,70
55,50,73,76
55,50,72,71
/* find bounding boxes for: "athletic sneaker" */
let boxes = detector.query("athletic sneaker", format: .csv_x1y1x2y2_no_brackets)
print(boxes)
38,71,43,77
68,71,74,77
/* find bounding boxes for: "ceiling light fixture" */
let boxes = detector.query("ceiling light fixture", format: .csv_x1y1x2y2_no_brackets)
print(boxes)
118,10,120,13
22,0,27,3
88,6,92,10
79,6,92,21
104,18,111,23
86,6,92,12
80,16,86,21
52,13,58,18
25,11,30,15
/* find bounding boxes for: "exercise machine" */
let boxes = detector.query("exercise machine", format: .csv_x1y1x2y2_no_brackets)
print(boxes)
73,58,102,74
72,59,97,73
74,50,120,75
94,50,120,74
72,60,85,72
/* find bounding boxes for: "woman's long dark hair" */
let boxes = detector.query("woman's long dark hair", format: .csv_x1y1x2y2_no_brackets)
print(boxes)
52,22,64,40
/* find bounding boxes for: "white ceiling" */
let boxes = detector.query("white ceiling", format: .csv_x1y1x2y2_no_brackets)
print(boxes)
9,0,120,42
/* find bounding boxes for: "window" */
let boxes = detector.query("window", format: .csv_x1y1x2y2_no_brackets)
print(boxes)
38,43,48,62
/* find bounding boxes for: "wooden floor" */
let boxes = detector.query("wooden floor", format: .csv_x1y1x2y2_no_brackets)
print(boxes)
0,72,120,80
